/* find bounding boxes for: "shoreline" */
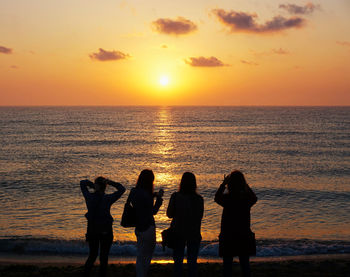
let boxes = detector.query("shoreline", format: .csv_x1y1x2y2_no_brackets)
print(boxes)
0,253,349,266
1,254,349,277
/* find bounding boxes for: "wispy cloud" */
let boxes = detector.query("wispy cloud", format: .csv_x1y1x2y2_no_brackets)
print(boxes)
119,0,137,16
252,48,290,57
249,48,291,62
152,17,197,35
279,3,320,15
336,41,350,47
89,48,130,61
272,48,289,54
10,65,19,69
185,56,226,67
241,60,259,66
0,45,13,54
212,9,305,34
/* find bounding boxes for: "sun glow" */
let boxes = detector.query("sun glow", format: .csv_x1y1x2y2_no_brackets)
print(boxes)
159,75,170,86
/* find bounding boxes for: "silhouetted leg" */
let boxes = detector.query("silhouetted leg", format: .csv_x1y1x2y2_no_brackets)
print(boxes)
143,226,156,277
136,230,144,277
136,225,156,277
99,232,113,277
84,235,99,277
173,239,185,277
238,255,251,277
223,256,233,277
187,240,200,277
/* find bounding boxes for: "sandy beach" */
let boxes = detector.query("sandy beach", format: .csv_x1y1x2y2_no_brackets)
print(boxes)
1,254,349,276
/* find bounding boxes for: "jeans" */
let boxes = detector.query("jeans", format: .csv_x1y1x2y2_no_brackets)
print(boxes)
223,255,251,277
173,239,200,277
84,231,113,277
135,225,156,277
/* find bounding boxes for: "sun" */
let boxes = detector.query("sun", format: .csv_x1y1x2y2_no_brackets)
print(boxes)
159,75,170,86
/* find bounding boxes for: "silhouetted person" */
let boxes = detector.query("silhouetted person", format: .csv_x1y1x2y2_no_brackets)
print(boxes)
214,171,257,277
80,176,125,277
129,169,164,277
167,172,204,277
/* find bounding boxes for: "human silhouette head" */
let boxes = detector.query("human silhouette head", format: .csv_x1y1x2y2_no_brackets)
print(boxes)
227,170,247,194
94,176,107,192
179,172,197,194
136,169,154,195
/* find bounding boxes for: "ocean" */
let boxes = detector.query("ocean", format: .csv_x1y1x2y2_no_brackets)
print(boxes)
0,106,349,258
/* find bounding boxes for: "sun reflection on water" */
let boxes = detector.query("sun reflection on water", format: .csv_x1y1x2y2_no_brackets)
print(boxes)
152,107,175,174
152,107,179,241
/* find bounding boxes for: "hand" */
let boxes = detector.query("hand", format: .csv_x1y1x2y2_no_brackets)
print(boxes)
81,179,95,189
158,188,164,198
222,174,230,185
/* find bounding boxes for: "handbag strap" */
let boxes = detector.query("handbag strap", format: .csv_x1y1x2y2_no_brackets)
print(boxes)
126,190,132,205
172,192,177,213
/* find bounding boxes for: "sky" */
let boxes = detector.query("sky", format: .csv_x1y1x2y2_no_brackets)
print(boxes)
0,0,349,106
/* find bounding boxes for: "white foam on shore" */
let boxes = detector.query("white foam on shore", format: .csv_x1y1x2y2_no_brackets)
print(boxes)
1,238,350,258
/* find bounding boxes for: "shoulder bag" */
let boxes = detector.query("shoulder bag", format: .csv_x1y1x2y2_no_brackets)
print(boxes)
120,193,136,228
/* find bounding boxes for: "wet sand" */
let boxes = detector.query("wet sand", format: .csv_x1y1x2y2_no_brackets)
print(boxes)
0,254,349,276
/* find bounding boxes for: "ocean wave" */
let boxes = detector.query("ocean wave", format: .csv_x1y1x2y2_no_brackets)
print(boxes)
1,238,349,257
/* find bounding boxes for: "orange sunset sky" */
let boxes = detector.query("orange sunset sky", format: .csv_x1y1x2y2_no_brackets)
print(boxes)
1,0,349,106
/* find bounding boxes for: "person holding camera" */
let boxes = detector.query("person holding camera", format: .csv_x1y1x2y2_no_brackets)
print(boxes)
80,176,126,277
129,169,164,277
214,170,257,277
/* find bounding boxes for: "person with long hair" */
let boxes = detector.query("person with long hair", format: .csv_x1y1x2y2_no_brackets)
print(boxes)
80,176,125,277
214,170,257,277
129,169,164,277
167,172,204,277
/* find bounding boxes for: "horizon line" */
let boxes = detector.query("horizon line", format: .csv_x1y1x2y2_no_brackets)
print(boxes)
1,105,350,108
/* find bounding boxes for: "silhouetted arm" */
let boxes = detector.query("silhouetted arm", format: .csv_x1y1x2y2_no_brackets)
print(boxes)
80,179,94,199
153,194,163,215
199,196,204,220
246,185,257,207
214,182,226,207
166,193,176,218
106,179,126,204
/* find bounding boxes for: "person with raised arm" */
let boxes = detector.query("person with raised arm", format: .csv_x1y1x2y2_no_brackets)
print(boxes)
80,176,125,277
214,170,257,277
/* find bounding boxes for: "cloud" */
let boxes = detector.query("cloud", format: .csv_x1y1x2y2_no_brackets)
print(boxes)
252,48,290,57
161,44,168,49
212,9,305,34
337,41,350,47
10,65,19,69
0,45,13,54
241,60,259,66
119,0,137,16
89,48,130,61
272,48,289,54
185,56,226,67
279,3,320,15
152,17,197,35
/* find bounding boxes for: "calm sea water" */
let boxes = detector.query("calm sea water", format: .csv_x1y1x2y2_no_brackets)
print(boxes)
0,106,349,257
